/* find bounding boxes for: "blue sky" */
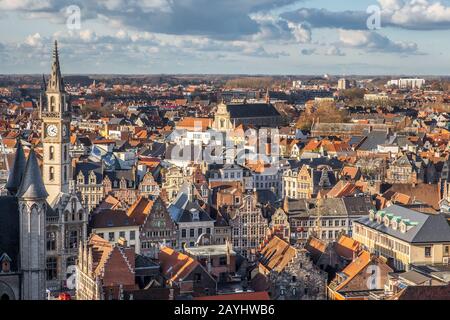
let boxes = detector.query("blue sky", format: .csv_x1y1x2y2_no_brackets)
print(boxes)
1,0,450,75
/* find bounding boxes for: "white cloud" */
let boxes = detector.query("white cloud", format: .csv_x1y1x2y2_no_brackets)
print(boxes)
338,29,418,54
325,46,345,56
287,22,311,43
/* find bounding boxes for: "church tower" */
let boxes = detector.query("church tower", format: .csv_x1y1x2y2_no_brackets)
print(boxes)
212,101,233,132
42,41,71,205
17,149,49,300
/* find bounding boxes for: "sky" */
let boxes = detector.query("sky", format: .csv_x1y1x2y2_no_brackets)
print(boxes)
1,0,450,75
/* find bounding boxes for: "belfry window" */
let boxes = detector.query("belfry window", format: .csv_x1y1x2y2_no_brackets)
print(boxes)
50,96,56,112
49,146,55,160
49,167,55,181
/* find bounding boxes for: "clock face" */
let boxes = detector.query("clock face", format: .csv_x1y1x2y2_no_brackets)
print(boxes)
47,124,58,137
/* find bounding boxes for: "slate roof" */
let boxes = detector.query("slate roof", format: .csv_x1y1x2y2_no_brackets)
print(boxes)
5,140,26,195
358,130,390,151
356,205,450,243
168,182,213,223
226,103,281,119
285,197,374,218
90,209,138,229
74,161,103,184
17,149,49,199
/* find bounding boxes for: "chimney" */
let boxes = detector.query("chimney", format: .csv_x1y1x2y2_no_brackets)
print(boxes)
117,237,128,247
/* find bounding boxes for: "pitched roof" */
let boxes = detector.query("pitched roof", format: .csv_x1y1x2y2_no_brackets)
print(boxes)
227,103,281,119
356,205,450,243
17,149,48,199
258,236,297,273
158,247,199,283
334,235,360,260
5,140,26,195
126,196,155,225
176,117,212,131
334,250,371,291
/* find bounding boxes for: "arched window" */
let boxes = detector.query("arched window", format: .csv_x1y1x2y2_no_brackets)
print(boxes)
64,166,67,183
49,146,55,160
64,145,68,161
50,96,56,112
47,232,57,251
49,167,55,181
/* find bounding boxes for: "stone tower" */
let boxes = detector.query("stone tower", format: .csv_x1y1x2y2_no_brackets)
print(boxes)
42,40,71,205
17,149,49,300
212,101,233,132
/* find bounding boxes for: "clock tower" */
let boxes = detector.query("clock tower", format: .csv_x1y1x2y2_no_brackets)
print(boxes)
42,41,71,205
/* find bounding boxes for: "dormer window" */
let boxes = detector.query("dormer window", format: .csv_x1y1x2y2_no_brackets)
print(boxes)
77,173,84,185
392,221,398,230
384,216,390,227
369,210,375,221
377,215,382,224
191,209,200,221
400,222,407,233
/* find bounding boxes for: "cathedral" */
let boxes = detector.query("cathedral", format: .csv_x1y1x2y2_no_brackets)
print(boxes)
0,41,87,300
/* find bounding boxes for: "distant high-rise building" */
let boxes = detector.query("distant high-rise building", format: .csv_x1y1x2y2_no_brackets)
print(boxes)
387,78,425,89
337,78,350,90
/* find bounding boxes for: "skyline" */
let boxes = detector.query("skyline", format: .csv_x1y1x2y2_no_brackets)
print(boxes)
1,0,450,75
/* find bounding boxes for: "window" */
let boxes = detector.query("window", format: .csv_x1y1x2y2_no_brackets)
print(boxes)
190,229,195,237
46,257,57,280
49,146,55,160
50,96,56,112
130,231,136,240
198,228,203,236
425,246,432,258
98,233,104,239
219,257,227,266
69,231,78,248
119,231,125,238
206,228,211,234
181,229,187,238
47,232,56,251
109,232,115,241
49,167,55,181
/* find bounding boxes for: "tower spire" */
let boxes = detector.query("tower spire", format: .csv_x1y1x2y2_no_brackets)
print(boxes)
5,139,27,195
17,148,49,200
47,40,64,93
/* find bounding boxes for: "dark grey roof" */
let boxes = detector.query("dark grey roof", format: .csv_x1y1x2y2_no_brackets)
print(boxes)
227,103,281,119
104,169,136,188
74,161,103,183
286,197,373,218
168,183,213,223
0,196,19,270
356,205,450,243
5,140,26,195
17,149,49,199
358,130,390,152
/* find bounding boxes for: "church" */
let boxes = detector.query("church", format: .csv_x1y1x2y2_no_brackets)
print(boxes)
212,96,284,131
0,41,87,300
